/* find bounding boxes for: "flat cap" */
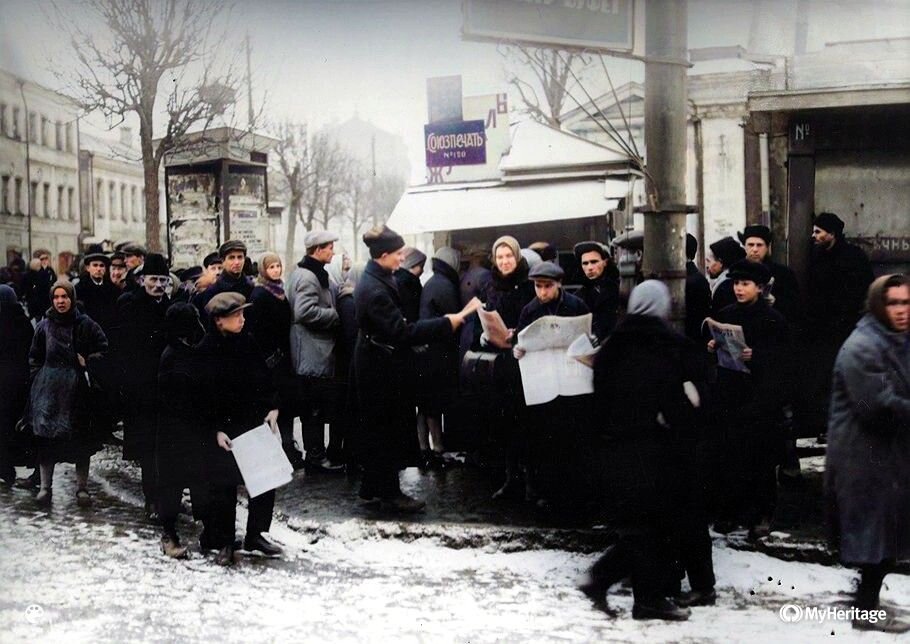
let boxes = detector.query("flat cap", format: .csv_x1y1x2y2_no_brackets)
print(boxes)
203,252,222,268
304,230,339,248
110,252,127,268
205,292,253,318
401,248,427,270
528,261,565,282
728,259,772,285
573,241,610,260
121,243,147,257
180,265,204,283
218,240,248,258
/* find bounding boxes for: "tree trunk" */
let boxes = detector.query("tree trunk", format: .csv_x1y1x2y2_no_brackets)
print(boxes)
140,120,162,253
285,198,299,268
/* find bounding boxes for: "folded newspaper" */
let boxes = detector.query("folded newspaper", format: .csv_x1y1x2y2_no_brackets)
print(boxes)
230,423,293,498
478,308,512,349
516,314,594,405
705,318,750,374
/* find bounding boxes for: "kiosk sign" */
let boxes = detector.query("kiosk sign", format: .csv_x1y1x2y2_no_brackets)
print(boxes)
425,120,487,167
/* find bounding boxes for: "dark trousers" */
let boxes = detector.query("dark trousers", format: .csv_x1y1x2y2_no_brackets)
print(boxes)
297,376,339,462
140,453,157,505
588,532,671,605
856,559,894,609
360,466,400,500
202,486,275,549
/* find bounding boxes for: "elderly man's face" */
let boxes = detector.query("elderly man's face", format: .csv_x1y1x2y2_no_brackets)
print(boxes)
744,237,770,263
142,274,170,299
87,260,107,281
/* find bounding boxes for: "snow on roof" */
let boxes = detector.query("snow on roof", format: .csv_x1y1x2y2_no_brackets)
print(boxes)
499,120,631,174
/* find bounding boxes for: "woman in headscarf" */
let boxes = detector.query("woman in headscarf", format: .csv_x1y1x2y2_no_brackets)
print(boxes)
826,274,910,634
0,285,34,485
27,280,108,506
582,280,711,621
478,235,536,500
247,252,299,468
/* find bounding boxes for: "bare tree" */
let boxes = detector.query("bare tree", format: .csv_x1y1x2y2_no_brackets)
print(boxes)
501,45,592,127
55,0,244,252
342,161,372,262
270,121,310,267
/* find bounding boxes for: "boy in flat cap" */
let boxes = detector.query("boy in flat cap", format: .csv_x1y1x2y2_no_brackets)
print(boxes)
287,229,344,473
512,261,589,509
574,241,620,341
708,259,790,538
805,212,874,440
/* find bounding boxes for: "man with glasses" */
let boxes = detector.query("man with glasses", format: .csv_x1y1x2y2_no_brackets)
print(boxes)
574,241,619,341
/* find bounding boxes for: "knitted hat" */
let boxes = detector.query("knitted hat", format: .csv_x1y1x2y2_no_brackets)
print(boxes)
709,237,746,268
813,212,845,236
363,226,405,259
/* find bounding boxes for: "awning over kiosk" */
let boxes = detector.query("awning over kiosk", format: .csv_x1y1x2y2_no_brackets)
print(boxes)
387,178,629,235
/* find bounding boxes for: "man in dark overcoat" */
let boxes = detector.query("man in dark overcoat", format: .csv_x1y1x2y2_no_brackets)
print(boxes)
117,253,173,517
192,240,254,322
573,241,619,342
706,237,746,316
353,227,473,512
684,234,712,342
805,212,875,438
22,250,56,321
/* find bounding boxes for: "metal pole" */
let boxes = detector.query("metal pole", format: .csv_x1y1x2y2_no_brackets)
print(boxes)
642,0,689,329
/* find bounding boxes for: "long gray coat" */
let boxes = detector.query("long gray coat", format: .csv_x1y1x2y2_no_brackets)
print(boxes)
825,314,910,564
287,262,339,378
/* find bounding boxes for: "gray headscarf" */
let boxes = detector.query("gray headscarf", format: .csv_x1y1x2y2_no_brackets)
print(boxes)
434,246,461,272
627,280,671,321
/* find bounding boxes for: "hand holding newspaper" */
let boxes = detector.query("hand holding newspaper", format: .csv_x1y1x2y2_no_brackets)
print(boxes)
230,423,293,498
705,317,751,373
478,309,512,349
515,314,594,405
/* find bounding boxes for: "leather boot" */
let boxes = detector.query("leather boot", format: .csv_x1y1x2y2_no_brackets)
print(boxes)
160,534,189,559
632,597,691,621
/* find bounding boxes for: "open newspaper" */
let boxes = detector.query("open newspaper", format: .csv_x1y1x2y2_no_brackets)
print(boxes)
516,313,594,405
230,423,293,498
705,318,750,373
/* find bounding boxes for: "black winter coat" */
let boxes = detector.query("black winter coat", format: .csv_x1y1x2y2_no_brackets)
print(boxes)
764,260,803,332
710,276,737,318
0,301,34,466
335,289,357,385
807,239,874,343
417,258,462,413
23,267,56,320
481,260,535,332
192,271,255,322
516,290,590,334
575,274,618,340
196,330,278,486
685,262,712,342
247,285,291,362
117,289,172,459
75,276,122,333
352,260,452,469
393,268,423,323
593,315,709,528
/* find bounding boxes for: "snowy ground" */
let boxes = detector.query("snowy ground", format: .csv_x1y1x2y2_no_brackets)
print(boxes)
1,460,908,643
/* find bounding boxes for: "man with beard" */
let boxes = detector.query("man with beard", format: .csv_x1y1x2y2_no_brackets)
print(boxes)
118,253,173,519
805,212,874,440
573,241,619,341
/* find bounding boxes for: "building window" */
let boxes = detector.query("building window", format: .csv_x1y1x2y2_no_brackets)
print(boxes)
109,181,116,220
95,179,103,218
28,112,37,144
121,184,128,222
15,178,23,213
12,107,21,139
1,176,8,213
43,183,50,217
0,104,7,137
29,181,37,216
55,122,64,151
65,123,73,152
57,186,64,220
68,187,75,221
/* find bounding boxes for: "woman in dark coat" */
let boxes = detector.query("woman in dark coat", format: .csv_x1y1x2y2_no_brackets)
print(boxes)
416,247,462,470
247,253,300,468
352,227,472,512
826,274,910,633
28,280,108,507
584,280,705,621
155,303,206,558
0,285,34,485
477,235,536,500
709,260,789,537
198,293,281,566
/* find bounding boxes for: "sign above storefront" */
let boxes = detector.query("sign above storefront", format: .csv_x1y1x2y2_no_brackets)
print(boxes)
424,119,487,167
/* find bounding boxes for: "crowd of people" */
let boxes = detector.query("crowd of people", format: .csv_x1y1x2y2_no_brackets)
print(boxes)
0,212,906,631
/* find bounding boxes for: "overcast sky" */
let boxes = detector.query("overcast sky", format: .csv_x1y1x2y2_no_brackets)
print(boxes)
1,0,907,183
